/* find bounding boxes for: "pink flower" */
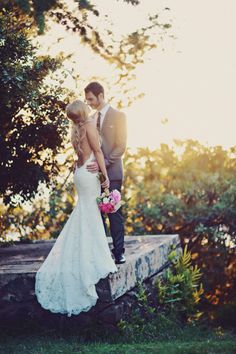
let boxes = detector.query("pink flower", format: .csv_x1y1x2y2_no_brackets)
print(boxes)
99,202,115,213
110,189,121,203
97,189,123,214
107,203,115,213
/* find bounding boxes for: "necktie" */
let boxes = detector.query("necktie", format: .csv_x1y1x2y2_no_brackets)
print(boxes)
97,111,101,133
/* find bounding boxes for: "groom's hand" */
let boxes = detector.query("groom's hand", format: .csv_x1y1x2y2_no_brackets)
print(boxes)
87,161,99,173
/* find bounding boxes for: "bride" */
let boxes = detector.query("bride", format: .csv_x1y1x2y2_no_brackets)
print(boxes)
35,100,118,317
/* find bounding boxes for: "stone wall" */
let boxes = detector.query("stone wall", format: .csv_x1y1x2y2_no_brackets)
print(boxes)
0,235,180,330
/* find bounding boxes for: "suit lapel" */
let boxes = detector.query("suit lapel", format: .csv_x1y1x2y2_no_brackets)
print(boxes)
101,106,113,133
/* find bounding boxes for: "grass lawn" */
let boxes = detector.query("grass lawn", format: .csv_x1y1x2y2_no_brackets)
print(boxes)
1,334,236,354
1,312,235,354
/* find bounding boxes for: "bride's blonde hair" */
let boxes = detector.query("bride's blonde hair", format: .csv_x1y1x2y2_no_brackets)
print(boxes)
66,100,90,163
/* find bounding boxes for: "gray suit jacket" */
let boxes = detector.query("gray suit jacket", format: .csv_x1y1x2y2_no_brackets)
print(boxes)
100,106,127,181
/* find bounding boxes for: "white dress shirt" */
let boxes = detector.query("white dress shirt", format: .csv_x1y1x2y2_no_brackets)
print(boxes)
97,103,110,130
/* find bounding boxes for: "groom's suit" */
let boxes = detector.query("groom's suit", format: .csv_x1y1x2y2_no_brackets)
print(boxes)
98,105,127,257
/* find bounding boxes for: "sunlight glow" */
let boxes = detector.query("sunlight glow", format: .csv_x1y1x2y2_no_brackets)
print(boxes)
37,0,236,149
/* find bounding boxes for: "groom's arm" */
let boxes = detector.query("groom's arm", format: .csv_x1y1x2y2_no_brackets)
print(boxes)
104,111,127,167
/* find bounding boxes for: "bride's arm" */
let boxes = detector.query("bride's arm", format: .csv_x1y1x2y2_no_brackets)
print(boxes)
86,122,109,187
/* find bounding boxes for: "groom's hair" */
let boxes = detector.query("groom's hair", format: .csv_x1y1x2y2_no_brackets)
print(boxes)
84,82,104,98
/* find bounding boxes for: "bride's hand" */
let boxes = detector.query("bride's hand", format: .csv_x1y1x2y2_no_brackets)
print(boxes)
101,176,110,189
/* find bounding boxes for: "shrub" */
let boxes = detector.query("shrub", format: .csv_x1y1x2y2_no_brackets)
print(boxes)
122,141,236,314
156,245,204,321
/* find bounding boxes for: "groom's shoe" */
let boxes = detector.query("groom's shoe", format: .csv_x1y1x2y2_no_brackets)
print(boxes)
115,253,126,264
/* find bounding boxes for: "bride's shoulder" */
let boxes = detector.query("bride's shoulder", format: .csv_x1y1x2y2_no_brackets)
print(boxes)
81,117,95,127
84,119,96,132
87,117,96,126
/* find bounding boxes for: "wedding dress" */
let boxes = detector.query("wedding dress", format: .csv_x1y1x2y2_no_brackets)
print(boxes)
35,152,118,317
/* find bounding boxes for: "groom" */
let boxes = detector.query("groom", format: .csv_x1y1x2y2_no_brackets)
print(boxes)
84,82,127,264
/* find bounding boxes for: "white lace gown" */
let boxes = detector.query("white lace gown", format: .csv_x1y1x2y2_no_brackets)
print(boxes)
35,152,118,317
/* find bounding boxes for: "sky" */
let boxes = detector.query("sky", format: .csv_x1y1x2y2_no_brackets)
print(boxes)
39,0,236,150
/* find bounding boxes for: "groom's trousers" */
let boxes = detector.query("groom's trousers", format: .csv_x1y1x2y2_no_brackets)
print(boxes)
101,180,125,258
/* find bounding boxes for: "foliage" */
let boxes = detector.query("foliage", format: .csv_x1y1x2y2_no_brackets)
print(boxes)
0,180,75,241
122,140,236,310
0,1,172,107
0,11,69,205
0,0,158,36
118,248,203,342
119,255,203,341
117,282,235,347
1,140,235,316
1,138,235,318
0,3,172,236
156,245,204,320
0,2,172,208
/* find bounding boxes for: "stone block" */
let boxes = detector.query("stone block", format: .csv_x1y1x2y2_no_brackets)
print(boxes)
0,234,180,327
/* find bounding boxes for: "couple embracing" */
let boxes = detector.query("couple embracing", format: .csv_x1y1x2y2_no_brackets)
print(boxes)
35,82,127,317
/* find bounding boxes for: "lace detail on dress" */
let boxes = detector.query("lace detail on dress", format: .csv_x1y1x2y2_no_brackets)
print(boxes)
35,152,117,317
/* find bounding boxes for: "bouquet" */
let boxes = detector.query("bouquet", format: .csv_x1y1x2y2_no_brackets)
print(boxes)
97,173,124,214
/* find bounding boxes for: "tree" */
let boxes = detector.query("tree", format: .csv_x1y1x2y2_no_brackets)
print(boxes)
0,1,172,205
0,11,68,205
0,1,172,107
0,1,147,34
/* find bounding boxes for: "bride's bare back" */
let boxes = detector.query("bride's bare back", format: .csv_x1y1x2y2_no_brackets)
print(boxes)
79,120,96,164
